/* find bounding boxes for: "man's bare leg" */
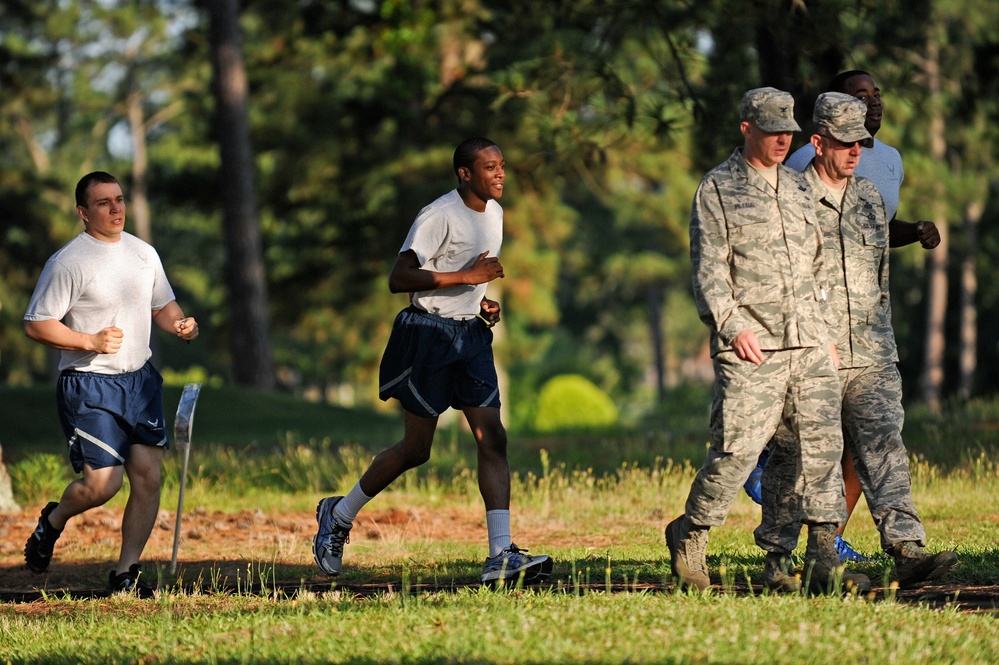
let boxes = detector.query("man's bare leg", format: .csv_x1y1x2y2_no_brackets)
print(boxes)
464,406,510,511
837,443,863,537
357,410,438,496
116,445,164,574
47,465,124,530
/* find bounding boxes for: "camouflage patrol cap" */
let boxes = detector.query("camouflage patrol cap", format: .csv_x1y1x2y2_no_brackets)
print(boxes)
812,92,872,143
740,87,801,132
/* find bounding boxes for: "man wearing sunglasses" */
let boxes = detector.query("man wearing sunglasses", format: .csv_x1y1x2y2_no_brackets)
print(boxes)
665,88,869,595
747,71,941,562
754,93,957,592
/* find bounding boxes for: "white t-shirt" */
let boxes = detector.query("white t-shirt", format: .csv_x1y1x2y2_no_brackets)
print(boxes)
401,189,503,320
785,138,904,221
24,231,176,373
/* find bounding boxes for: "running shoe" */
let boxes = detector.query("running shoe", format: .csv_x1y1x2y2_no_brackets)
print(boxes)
481,544,552,584
313,496,352,576
108,564,155,599
24,501,62,574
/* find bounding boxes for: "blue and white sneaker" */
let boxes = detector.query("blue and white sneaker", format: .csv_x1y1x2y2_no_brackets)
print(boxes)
481,544,553,584
743,449,770,505
313,496,352,576
834,535,871,562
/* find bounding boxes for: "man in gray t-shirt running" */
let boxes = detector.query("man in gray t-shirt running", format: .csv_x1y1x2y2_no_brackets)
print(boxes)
23,171,199,597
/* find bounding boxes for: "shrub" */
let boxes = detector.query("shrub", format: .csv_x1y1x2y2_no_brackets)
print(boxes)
533,374,619,433
9,453,73,506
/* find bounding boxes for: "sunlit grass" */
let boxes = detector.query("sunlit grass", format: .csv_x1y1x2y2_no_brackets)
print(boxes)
3,387,998,664
2,584,996,664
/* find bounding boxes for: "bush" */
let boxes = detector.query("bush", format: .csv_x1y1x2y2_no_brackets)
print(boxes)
532,374,619,433
9,453,73,506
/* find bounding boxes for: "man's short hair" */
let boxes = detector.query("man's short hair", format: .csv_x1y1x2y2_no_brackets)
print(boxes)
453,138,499,178
75,171,119,207
826,70,870,94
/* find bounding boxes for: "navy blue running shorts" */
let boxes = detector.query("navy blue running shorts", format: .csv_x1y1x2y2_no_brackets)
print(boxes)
378,306,501,418
56,361,169,473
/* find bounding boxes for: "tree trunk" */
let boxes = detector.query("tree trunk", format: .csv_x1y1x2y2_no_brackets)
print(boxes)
128,88,152,245
958,200,982,400
127,85,163,363
208,0,275,389
919,34,948,410
0,442,20,513
647,285,666,405
752,0,846,130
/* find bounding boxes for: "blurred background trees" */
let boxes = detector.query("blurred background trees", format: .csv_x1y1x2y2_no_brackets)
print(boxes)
1,0,996,428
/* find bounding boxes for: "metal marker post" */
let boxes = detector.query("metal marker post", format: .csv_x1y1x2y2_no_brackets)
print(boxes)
170,383,202,575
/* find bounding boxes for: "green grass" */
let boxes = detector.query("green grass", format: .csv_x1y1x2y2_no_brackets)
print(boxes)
2,589,996,664
1,385,998,664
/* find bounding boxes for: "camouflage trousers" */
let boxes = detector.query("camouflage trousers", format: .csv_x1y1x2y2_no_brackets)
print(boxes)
684,346,847,528
754,363,925,555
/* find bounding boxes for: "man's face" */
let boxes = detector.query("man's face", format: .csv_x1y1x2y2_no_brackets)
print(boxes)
741,122,794,168
843,74,883,137
814,134,863,182
78,181,126,242
460,145,505,202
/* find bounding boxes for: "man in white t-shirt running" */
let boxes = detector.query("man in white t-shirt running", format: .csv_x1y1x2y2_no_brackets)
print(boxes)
312,138,552,586
746,70,940,562
23,171,200,597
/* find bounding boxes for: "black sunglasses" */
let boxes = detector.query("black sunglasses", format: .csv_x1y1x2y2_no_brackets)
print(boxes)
825,135,861,149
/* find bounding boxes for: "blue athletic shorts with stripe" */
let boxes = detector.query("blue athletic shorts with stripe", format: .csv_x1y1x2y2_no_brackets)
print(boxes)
378,306,501,418
57,361,169,473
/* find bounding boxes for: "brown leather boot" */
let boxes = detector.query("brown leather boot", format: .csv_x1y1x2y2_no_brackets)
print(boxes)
893,541,958,588
665,514,710,591
763,552,801,593
804,523,871,595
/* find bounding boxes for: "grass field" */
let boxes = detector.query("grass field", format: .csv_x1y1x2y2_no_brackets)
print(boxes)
1,384,997,664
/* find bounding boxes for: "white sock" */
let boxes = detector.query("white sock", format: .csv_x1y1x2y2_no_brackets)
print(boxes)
332,483,373,525
486,509,512,558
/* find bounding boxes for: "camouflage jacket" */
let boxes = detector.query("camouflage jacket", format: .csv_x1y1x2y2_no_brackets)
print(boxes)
802,165,898,368
690,148,834,356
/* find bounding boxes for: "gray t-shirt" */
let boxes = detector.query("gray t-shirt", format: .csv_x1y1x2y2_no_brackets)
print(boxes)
785,138,904,221
401,189,503,320
24,231,176,373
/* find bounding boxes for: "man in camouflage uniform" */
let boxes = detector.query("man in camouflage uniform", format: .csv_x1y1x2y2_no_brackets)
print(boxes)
664,87,870,594
755,92,958,590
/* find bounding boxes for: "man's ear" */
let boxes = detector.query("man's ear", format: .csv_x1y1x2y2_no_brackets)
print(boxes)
810,134,824,156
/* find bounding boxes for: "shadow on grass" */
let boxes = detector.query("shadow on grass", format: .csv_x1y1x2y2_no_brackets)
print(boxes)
2,557,996,614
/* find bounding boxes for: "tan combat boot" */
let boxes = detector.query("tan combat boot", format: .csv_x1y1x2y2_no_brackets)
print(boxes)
804,523,871,595
893,541,958,588
763,552,801,593
665,514,710,591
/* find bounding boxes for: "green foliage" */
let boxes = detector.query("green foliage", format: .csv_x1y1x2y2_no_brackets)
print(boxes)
903,397,999,467
1,0,997,411
8,453,72,506
532,374,619,433
159,365,223,389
